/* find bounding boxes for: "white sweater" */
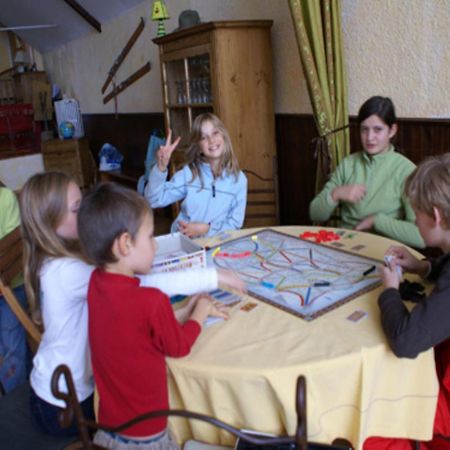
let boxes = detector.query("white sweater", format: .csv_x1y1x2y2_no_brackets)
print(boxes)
31,257,218,406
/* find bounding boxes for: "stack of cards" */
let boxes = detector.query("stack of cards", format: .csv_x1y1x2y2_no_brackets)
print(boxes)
384,254,403,278
346,310,368,323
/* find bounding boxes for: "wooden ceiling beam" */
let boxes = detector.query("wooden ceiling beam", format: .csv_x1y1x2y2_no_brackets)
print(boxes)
64,0,101,33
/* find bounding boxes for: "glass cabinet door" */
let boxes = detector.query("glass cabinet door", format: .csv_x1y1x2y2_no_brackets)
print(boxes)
186,54,212,105
162,53,214,151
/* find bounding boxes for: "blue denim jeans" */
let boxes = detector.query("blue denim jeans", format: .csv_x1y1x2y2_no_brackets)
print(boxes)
0,285,30,393
30,387,95,437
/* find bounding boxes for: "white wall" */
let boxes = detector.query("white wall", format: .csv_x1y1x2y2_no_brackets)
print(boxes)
0,153,44,190
41,0,449,118
342,0,450,118
42,0,307,115
3,0,448,188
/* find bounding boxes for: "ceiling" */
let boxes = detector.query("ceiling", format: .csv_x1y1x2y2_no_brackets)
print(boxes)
0,0,145,53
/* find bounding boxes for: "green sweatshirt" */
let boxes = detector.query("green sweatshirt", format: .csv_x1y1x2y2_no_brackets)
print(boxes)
0,187,23,288
309,147,425,249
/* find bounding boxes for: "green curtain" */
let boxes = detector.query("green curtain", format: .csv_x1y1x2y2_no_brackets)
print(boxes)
288,0,350,193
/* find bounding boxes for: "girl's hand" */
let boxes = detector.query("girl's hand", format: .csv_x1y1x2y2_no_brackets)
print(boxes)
384,246,429,276
157,129,181,172
354,215,374,231
379,261,401,290
332,184,367,203
178,221,209,238
217,269,247,294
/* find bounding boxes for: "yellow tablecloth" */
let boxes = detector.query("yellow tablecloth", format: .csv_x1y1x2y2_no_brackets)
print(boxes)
167,227,439,450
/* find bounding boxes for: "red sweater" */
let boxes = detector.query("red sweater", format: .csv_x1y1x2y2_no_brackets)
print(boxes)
87,269,201,436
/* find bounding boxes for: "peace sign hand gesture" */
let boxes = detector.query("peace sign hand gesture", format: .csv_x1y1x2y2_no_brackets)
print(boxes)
157,129,181,172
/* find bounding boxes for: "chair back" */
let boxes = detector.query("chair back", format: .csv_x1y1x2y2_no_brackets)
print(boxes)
243,156,279,228
0,226,41,351
51,365,353,450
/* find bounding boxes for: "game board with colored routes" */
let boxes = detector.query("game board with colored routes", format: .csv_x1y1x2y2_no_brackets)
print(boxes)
206,229,382,321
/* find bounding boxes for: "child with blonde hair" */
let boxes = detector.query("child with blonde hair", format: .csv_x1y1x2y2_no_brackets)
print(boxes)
364,153,450,450
20,171,95,436
146,113,247,238
19,172,244,437
78,182,230,449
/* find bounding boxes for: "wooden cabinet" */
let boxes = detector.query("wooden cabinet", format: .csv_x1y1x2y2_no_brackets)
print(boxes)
41,138,96,188
154,21,278,227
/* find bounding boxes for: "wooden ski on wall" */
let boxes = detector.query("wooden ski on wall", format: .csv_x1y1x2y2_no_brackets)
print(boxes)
101,17,145,94
103,62,151,104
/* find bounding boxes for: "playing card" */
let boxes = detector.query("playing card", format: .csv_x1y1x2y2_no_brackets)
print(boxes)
346,310,368,322
240,302,258,312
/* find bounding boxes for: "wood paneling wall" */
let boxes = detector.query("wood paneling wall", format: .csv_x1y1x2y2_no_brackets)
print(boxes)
82,112,450,227
275,114,318,226
276,114,450,226
83,113,165,171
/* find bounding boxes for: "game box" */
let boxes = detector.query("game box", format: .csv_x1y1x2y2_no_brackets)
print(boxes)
152,232,206,273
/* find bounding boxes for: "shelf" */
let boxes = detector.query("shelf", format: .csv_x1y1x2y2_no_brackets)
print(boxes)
167,103,214,109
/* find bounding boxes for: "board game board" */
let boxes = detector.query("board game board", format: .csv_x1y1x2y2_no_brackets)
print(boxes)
206,229,382,321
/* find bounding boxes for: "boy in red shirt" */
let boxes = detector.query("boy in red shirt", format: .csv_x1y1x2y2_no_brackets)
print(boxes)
78,182,230,450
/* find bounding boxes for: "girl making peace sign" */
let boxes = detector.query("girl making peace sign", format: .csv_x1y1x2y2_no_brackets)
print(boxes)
145,113,247,238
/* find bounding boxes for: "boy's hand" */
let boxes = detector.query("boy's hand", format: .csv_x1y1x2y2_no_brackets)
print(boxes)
157,129,181,172
185,295,199,313
380,261,401,290
209,300,230,320
217,269,247,294
332,184,367,203
190,294,230,325
178,221,209,238
385,246,426,275
174,295,198,324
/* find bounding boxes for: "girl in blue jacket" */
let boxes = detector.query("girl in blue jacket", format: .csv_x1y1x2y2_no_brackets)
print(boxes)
146,113,247,238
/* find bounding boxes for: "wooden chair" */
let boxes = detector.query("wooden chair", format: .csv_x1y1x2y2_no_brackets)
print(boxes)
0,226,41,353
0,228,79,449
50,364,354,450
243,156,280,228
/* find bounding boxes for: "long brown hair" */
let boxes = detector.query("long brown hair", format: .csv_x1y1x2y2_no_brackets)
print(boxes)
184,113,240,186
19,172,83,325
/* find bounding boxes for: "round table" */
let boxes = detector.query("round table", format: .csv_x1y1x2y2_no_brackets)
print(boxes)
167,227,438,449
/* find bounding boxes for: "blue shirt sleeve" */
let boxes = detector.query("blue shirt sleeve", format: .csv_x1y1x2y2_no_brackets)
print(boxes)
145,164,188,208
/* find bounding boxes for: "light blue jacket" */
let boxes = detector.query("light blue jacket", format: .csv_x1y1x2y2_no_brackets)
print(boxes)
146,163,247,236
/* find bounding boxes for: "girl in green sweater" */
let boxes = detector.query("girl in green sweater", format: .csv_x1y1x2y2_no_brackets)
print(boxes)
309,96,424,249
0,182,29,393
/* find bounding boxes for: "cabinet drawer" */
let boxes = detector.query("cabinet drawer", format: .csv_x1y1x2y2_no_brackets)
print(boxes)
40,138,94,188
42,151,83,185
